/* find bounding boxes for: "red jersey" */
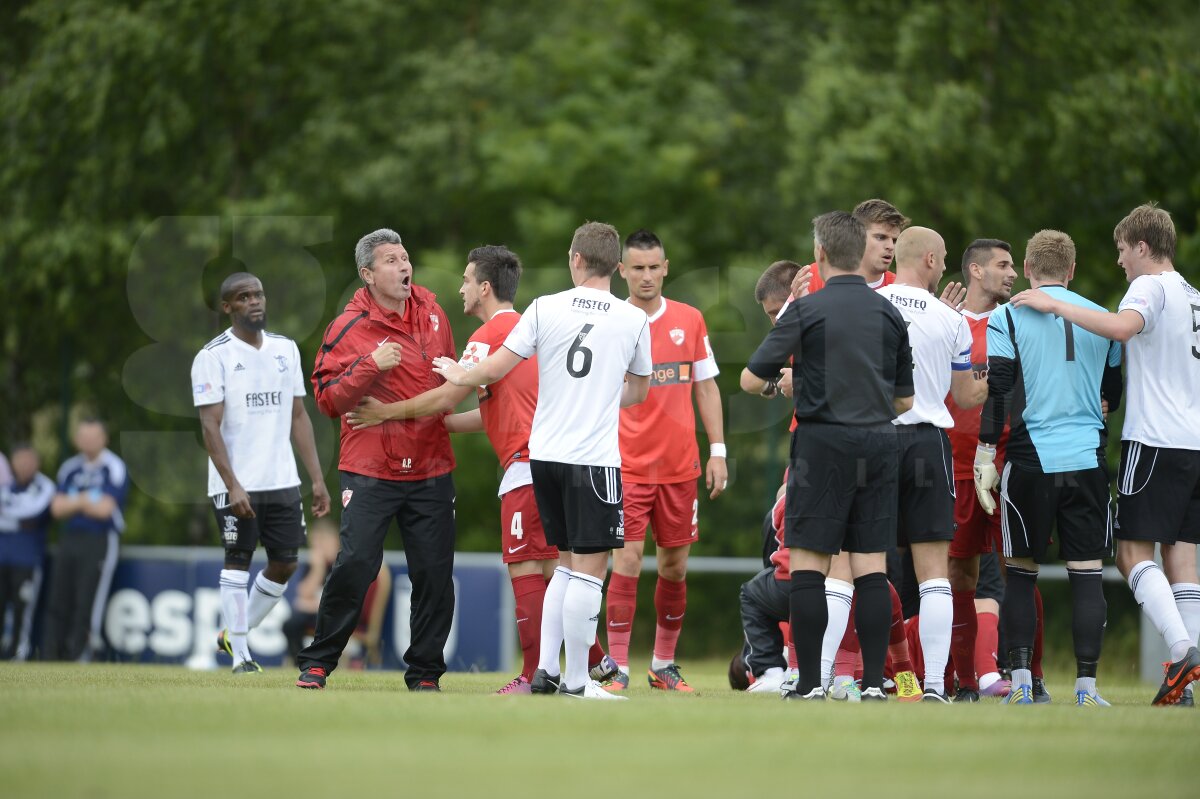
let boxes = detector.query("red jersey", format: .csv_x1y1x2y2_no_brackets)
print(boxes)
313,286,456,481
945,310,1009,480
619,299,718,484
803,262,896,295
459,310,538,471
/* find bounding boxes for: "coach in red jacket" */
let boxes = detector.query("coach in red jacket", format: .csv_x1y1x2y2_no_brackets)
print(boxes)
295,228,457,691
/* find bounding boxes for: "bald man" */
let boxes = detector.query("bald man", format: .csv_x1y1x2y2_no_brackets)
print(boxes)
877,227,988,701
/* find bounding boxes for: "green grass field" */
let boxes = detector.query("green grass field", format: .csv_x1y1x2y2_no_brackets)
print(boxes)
0,662,1193,799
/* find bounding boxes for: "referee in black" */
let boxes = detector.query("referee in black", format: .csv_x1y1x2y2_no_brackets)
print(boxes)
740,210,914,701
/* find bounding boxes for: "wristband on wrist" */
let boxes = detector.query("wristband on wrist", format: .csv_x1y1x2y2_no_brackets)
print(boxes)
710,443,727,458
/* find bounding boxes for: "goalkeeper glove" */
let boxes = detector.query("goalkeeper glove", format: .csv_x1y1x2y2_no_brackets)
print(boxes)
973,444,999,515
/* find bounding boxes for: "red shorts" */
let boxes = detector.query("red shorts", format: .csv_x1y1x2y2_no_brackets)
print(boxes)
949,478,1002,559
500,484,559,564
621,479,698,547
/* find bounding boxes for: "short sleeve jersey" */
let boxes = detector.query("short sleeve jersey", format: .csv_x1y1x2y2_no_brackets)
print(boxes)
946,311,1010,479
801,264,896,299
57,450,129,535
1118,271,1200,450
877,283,972,428
458,309,539,475
987,289,1122,473
619,299,720,483
191,329,307,496
503,286,652,467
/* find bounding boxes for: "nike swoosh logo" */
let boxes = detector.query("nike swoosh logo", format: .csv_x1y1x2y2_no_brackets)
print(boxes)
376,337,390,347
507,544,527,554
952,623,969,628
608,622,630,628
665,614,684,621
515,617,529,624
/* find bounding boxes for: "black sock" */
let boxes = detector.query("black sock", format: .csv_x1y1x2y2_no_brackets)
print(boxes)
853,572,890,691
1002,565,1038,668
1068,568,1106,678
789,570,827,694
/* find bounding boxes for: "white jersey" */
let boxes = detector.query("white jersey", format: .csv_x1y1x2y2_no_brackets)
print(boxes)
191,329,307,496
504,286,652,467
878,283,972,428
1117,271,1200,449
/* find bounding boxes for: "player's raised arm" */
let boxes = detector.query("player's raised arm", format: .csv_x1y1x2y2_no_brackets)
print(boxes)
433,346,522,387
347,381,473,429
1010,288,1144,343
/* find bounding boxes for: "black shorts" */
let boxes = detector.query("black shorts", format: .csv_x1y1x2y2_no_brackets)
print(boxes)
530,460,625,552
1115,441,1200,545
998,462,1112,562
976,550,1004,603
895,424,956,545
211,487,305,556
785,422,898,555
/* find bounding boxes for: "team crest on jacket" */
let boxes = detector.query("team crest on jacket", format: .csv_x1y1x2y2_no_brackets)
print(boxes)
430,314,440,332
342,489,353,508
669,328,685,346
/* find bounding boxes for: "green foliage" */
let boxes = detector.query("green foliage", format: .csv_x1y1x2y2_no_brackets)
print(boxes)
2,0,1197,557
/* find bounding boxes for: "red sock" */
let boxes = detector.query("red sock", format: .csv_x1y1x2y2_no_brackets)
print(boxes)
781,622,798,670
888,581,912,673
834,614,860,677
905,615,924,682
511,574,546,681
975,610,1000,680
1032,586,1045,679
588,637,606,669
950,589,978,690
605,573,639,668
653,576,687,664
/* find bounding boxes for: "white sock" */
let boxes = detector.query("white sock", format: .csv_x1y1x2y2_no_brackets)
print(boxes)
1013,667,1033,688
1076,676,1097,694
246,571,287,629
650,657,673,671
820,579,854,686
1129,562,1191,661
979,671,1001,691
536,567,571,676
219,569,251,663
1170,582,1200,644
562,571,604,691
918,578,953,694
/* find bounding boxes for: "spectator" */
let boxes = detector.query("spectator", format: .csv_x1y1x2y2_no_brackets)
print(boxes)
0,444,55,660
43,418,128,661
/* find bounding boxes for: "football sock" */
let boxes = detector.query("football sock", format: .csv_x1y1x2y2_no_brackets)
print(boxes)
588,637,606,669
1068,567,1106,680
975,610,1001,688
820,578,854,685
511,573,546,681
783,622,798,671
887,580,913,673
1032,585,1045,679
246,571,287,629
833,621,859,682
562,571,604,691
605,572,639,668
652,576,686,668
1075,675,1097,695
854,572,890,691
1129,562,1192,661
1002,565,1038,670
536,567,571,676
918,578,953,695
950,588,978,690
789,570,827,694
219,569,251,663
1171,582,1200,655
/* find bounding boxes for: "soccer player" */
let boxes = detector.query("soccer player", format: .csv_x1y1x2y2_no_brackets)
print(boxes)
737,482,796,693
975,230,1122,706
944,239,1022,701
1009,204,1200,706
347,245,586,694
602,229,726,692
434,221,651,700
297,230,457,692
192,272,330,674
742,210,914,701
804,199,905,293
879,227,988,702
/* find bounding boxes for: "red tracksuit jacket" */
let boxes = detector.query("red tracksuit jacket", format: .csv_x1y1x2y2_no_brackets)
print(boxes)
312,285,456,481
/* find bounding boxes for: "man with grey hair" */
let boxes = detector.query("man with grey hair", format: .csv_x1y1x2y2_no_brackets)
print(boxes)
296,229,458,691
